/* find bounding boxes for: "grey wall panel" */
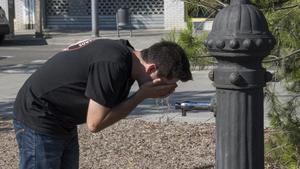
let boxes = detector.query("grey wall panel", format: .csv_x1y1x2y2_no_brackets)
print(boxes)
45,0,164,29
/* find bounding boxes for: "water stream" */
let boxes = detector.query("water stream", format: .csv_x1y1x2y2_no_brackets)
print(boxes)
155,94,179,123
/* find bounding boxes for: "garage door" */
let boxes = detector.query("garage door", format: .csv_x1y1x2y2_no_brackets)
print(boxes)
46,0,164,29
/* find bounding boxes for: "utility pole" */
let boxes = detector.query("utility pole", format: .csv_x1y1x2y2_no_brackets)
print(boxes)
205,0,275,168
91,0,99,37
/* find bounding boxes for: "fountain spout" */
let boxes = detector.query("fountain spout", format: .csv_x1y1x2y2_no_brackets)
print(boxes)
175,98,216,116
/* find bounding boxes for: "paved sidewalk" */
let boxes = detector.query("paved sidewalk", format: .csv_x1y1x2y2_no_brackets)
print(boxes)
11,29,169,50
0,70,217,124
129,70,216,123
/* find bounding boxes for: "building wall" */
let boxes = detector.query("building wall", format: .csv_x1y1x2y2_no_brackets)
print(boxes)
164,0,186,30
14,0,25,30
2,0,186,31
0,1,8,18
0,0,29,31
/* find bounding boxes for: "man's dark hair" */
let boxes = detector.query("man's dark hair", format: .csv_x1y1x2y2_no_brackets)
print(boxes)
141,41,192,82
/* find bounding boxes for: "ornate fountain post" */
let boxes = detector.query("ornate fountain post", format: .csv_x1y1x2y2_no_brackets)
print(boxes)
204,0,275,168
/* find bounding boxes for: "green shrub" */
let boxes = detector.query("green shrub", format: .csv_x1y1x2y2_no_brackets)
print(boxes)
262,0,300,168
163,19,214,70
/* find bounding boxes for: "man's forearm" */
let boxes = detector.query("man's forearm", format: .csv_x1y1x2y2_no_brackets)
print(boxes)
94,91,145,132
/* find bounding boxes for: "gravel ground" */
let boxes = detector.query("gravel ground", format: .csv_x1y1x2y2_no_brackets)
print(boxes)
0,118,279,169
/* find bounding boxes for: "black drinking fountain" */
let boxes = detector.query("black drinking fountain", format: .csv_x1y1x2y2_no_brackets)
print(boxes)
177,0,275,168
207,0,275,168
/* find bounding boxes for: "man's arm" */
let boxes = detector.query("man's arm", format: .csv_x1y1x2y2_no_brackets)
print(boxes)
86,79,177,133
86,91,144,133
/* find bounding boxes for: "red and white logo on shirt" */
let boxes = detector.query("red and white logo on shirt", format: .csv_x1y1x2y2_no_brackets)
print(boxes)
63,39,95,51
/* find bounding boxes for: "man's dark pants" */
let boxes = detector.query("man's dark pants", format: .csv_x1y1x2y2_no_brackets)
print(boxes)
13,119,79,169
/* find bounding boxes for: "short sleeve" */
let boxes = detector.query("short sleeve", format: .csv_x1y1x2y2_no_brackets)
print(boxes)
85,62,129,108
119,39,135,51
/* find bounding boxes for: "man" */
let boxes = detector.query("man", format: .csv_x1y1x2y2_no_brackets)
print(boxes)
13,39,192,169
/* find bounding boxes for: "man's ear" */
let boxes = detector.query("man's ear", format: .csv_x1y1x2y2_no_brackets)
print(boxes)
146,64,157,74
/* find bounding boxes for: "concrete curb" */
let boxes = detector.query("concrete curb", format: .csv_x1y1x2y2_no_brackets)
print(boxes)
8,29,168,48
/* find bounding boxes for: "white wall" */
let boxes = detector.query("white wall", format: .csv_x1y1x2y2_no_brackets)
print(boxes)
0,0,27,31
164,0,186,30
14,0,26,30
0,0,9,17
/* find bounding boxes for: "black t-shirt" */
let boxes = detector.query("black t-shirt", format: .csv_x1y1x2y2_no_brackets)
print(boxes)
14,39,135,136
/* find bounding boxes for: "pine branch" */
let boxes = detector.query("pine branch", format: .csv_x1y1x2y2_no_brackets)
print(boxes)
274,4,300,11
263,48,300,63
182,0,221,12
215,0,228,7
183,0,213,10
266,143,288,156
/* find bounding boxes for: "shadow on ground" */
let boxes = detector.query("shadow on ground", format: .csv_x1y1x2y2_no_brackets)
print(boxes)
0,100,14,132
131,90,216,116
0,101,14,118
1,34,48,46
0,91,215,119
0,62,43,74
193,164,215,169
